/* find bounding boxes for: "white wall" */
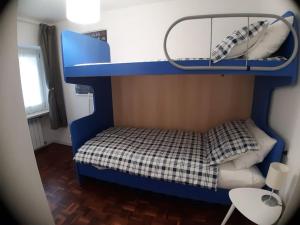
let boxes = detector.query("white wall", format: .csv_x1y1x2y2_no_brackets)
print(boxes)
56,0,296,62
55,1,300,223
270,55,300,223
56,0,259,62
0,1,54,224
17,19,39,46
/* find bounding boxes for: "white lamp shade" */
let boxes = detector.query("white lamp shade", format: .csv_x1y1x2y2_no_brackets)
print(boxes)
266,162,289,190
66,0,101,25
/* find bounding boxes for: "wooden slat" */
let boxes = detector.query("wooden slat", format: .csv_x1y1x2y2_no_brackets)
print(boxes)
112,75,254,132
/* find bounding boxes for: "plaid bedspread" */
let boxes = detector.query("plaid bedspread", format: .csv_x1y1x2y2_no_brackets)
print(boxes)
74,121,258,189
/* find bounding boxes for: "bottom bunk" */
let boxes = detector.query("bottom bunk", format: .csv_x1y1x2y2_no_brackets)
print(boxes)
73,119,279,204
76,164,235,204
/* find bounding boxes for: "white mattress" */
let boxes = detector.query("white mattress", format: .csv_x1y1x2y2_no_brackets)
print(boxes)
74,57,286,67
94,161,265,190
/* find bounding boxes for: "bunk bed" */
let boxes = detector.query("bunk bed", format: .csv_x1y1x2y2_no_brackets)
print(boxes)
61,11,299,204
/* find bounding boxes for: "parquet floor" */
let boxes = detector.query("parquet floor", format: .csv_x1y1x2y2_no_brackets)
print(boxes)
35,143,254,225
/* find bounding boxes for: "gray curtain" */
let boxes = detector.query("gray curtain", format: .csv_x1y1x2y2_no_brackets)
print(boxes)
39,24,67,129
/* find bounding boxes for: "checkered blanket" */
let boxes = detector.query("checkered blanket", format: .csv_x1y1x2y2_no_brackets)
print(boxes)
74,120,258,189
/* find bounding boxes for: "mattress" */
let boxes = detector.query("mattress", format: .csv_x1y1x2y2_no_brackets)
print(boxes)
74,127,218,189
74,123,257,190
74,56,286,66
93,162,265,190
65,56,290,78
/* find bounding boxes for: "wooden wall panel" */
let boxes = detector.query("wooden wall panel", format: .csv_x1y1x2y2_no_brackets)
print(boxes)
112,75,254,132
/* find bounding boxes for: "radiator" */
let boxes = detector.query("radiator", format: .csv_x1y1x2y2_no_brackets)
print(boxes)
28,118,46,150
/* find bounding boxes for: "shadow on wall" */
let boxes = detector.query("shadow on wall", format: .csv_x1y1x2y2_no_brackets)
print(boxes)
284,173,300,224
286,1,300,222
0,1,18,225
0,197,21,225
271,18,300,225
0,0,10,14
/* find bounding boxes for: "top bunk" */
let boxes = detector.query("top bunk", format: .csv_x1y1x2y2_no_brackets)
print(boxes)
61,11,299,81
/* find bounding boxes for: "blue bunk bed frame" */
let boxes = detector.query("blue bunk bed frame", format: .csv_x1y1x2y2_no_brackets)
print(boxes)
61,11,299,204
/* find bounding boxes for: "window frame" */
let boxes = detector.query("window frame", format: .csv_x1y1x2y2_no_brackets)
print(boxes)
18,45,49,118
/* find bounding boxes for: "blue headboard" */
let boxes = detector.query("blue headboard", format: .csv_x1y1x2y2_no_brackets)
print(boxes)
61,30,111,67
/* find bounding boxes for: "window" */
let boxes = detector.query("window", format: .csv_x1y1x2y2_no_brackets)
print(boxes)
18,46,48,117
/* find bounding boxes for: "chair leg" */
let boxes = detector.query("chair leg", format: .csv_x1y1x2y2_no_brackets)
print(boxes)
221,204,235,225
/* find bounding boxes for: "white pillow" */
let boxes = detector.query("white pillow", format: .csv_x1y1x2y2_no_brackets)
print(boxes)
226,24,268,59
232,119,277,169
218,162,265,189
245,16,294,59
211,21,268,62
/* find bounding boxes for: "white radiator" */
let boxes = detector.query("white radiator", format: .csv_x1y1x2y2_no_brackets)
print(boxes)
28,118,46,150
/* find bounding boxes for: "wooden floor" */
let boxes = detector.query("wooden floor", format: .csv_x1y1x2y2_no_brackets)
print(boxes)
36,143,254,225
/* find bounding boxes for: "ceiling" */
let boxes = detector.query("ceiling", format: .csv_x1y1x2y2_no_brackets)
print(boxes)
18,0,173,23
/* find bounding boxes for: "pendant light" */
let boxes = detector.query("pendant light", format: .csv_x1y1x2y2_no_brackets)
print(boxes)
66,0,101,24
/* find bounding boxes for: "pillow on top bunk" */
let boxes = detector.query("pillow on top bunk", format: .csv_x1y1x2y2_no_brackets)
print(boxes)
211,20,268,63
245,16,294,59
232,119,277,169
225,24,268,60
206,120,259,165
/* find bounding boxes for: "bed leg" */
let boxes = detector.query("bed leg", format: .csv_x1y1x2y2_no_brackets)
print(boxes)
76,174,85,186
75,166,85,185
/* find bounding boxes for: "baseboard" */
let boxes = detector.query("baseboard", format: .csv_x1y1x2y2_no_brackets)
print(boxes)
52,140,72,146
34,143,51,151
34,142,72,156
34,143,51,155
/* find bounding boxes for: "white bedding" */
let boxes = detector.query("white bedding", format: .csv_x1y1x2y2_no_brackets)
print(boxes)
218,162,265,189
94,161,265,190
